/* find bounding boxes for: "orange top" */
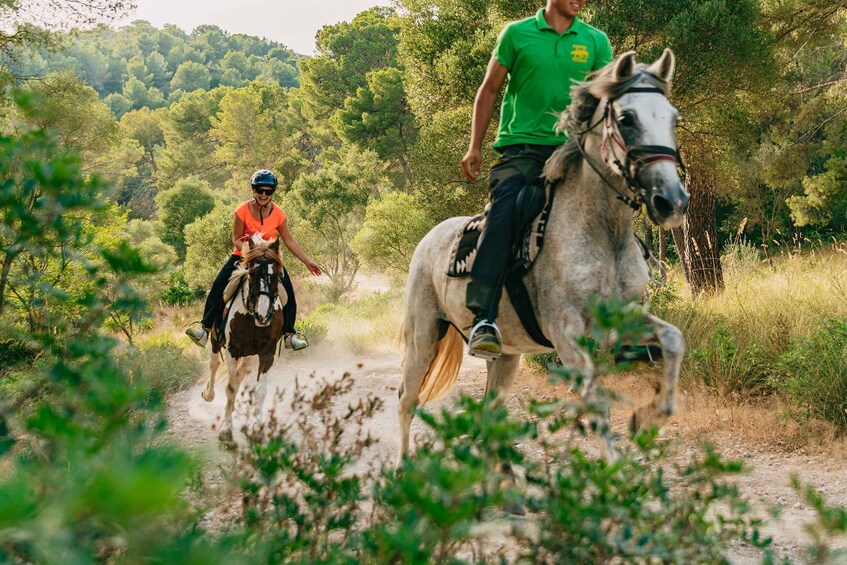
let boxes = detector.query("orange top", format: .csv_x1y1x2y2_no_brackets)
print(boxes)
232,200,286,257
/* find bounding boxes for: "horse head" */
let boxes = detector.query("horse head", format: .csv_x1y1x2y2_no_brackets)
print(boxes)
547,48,689,229
242,235,283,327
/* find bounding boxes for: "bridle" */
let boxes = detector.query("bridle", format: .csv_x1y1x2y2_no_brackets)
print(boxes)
241,258,281,326
575,83,686,211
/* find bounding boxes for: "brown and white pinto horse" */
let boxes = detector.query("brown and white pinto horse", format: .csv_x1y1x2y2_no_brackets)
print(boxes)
201,234,287,443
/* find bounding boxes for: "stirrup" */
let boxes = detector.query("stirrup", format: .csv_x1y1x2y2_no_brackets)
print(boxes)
468,319,502,360
185,321,208,348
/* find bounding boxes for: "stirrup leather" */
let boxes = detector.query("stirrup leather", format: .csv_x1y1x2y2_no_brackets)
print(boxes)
468,319,502,360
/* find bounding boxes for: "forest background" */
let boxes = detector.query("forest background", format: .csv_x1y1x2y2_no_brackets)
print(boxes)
2,0,846,320
1,0,847,561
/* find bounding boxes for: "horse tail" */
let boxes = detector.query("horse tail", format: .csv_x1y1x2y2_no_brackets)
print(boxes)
418,323,464,404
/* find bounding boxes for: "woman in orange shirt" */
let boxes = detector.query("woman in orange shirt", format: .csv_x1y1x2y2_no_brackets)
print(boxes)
186,170,321,350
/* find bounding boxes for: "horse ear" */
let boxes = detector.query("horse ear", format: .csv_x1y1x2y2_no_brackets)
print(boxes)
648,48,675,82
247,237,256,250
613,51,637,82
270,238,280,251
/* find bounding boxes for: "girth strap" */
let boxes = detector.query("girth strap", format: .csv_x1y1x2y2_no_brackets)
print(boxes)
505,271,554,349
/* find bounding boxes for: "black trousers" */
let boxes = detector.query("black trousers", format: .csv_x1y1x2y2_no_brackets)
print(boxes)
467,143,558,321
201,254,297,335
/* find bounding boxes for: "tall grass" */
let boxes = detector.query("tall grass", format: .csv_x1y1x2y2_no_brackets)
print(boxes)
653,243,847,430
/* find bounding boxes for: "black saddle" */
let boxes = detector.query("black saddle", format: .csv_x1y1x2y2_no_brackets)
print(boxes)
447,182,557,348
448,182,554,278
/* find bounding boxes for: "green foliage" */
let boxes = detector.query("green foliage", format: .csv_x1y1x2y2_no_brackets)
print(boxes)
0,338,37,372
686,323,777,398
300,7,401,129
156,86,230,190
352,191,431,278
0,90,112,327
334,66,417,179
0,102,199,562
289,146,389,301
155,177,216,261
294,311,328,346
209,82,308,188
792,475,847,564
135,232,178,271
170,60,211,92
123,75,166,110
183,202,236,289
221,372,769,563
160,270,196,305
777,319,847,431
2,20,301,100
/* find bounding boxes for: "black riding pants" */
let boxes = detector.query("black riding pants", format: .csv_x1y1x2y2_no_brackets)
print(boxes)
467,143,558,321
201,255,298,335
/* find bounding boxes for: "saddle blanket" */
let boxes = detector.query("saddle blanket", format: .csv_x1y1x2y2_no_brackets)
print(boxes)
447,185,554,277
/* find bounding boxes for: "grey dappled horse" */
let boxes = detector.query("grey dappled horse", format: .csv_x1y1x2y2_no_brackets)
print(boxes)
201,234,287,443
398,49,689,464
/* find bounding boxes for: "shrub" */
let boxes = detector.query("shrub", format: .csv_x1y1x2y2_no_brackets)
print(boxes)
792,475,847,563
721,239,762,280
220,373,770,563
685,323,777,398
777,319,847,431
155,177,216,261
183,202,235,289
655,248,847,407
123,341,202,401
0,104,199,562
351,191,431,279
295,312,328,346
0,338,38,371
525,351,561,372
161,270,198,305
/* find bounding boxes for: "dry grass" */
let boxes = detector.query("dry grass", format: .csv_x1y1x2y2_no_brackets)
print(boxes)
665,245,847,355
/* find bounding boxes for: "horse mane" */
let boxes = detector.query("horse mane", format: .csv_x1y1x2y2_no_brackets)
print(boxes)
239,233,284,269
542,63,672,182
223,234,283,301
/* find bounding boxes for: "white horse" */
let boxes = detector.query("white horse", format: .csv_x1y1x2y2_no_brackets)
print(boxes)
201,235,287,443
398,49,689,463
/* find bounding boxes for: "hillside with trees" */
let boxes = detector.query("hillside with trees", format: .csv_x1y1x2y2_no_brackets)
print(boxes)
1,20,302,116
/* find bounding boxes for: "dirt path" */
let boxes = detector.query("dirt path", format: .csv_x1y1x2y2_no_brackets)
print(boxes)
168,342,847,563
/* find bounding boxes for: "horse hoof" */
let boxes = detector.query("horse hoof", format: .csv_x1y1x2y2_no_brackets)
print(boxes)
201,389,215,402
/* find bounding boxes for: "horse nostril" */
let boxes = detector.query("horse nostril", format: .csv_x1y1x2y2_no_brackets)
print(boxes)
651,194,675,219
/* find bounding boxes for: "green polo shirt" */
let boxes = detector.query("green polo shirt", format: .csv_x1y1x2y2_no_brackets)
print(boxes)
492,9,613,149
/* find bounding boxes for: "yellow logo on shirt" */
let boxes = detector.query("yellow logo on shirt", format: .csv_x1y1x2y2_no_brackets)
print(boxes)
571,44,589,64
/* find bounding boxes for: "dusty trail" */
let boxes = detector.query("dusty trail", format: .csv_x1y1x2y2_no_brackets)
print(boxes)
168,342,847,563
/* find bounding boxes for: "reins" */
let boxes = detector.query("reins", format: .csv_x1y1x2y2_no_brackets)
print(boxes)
241,258,282,326
574,85,686,212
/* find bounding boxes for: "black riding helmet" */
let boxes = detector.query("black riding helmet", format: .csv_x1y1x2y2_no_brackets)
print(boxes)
251,169,278,189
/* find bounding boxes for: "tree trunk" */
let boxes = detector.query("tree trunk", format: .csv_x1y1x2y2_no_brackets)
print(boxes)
671,164,723,294
0,252,16,315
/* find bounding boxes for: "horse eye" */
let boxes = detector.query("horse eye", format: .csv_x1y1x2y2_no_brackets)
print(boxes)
618,112,637,129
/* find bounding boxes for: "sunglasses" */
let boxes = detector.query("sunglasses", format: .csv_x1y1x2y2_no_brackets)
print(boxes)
253,187,275,196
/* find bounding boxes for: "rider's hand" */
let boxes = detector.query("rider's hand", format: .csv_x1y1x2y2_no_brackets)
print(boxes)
305,259,322,276
461,147,482,182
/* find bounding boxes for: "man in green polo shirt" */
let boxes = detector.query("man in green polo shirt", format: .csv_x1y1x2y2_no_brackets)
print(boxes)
461,0,613,358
